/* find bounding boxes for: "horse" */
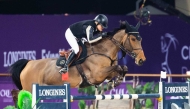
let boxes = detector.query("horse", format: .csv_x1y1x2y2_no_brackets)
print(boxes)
9,21,146,94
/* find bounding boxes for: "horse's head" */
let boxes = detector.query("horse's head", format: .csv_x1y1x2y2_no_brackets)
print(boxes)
111,21,146,66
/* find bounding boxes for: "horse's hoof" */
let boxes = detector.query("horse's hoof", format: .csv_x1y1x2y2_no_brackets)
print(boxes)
116,65,122,71
107,82,114,89
122,65,128,72
114,80,122,87
119,77,123,80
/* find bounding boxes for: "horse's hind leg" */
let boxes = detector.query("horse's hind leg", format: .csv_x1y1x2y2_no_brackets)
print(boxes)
11,89,20,108
20,70,40,93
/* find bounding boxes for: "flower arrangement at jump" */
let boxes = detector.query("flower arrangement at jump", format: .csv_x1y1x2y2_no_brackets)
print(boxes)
4,90,33,109
17,90,32,109
126,81,159,109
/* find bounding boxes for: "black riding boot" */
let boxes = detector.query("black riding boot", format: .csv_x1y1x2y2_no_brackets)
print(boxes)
59,50,76,73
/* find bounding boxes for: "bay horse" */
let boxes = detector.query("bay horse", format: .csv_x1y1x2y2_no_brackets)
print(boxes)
9,21,146,93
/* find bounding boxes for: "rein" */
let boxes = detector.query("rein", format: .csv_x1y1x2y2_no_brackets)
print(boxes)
75,33,143,66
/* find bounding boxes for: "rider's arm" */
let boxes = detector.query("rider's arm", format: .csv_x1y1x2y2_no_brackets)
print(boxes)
85,25,102,44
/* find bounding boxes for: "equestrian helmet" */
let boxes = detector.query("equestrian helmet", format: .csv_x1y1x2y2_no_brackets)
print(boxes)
94,14,108,28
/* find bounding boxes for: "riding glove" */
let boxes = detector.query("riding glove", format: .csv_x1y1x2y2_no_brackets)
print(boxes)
102,32,108,38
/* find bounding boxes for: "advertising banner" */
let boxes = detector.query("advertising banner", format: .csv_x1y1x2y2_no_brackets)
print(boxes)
0,15,189,82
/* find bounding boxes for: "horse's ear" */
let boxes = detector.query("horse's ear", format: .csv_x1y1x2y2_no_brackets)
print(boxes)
125,21,131,31
119,20,126,28
136,21,140,30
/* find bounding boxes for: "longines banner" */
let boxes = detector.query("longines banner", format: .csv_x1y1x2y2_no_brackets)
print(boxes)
0,15,189,82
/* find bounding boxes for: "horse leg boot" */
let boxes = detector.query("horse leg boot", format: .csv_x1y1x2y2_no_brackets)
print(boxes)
110,65,128,87
59,50,76,73
105,65,123,88
118,65,128,80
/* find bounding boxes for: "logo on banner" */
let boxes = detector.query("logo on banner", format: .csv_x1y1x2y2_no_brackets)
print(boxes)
41,49,65,59
181,43,190,74
161,33,190,79
4,50,36,67
0,89,12,102
0,89,12,98
161,33,179,75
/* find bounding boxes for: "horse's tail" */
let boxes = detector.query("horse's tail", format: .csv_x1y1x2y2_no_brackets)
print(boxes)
9,59,29,90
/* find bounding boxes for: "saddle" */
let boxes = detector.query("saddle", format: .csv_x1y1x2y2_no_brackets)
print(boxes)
56,41,87,68
56,41,92,88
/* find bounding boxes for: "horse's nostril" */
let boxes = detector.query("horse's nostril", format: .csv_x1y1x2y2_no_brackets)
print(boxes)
139,59,144,66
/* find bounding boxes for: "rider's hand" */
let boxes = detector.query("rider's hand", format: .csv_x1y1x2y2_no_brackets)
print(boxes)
101,32,108,38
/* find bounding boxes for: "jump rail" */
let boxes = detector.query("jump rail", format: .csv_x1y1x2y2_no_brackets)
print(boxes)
125,74,190,77
0,73,10,76
71,94,160,100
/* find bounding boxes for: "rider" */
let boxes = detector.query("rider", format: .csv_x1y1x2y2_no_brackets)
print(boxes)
60,14,109,73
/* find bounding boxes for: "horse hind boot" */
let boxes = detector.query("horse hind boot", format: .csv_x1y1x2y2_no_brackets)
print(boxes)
57,47,83,73
56,50,71,68
59,50,76,73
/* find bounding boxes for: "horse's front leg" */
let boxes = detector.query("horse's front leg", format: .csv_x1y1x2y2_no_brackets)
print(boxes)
119,65,128,79
101,65,125,87
112,65,128,78
110,65,126,87
103,65,122,80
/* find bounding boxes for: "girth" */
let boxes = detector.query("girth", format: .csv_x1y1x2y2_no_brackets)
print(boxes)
76,64,100,88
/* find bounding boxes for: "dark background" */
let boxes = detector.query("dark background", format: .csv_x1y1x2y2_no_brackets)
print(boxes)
0,0,175,15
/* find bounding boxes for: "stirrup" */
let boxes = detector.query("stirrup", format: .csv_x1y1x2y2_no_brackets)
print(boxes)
59,67,68,74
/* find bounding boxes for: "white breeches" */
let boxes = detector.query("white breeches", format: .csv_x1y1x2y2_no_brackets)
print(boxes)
65,28,79,54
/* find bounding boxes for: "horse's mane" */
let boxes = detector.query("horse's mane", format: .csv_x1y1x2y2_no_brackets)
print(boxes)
86,21,127,46
107,21,126,36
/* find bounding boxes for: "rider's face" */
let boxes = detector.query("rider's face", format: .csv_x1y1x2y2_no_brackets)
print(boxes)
97,24,104,31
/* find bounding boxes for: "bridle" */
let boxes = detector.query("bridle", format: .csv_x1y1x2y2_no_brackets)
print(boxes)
110,32,143,59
